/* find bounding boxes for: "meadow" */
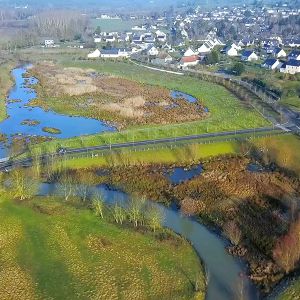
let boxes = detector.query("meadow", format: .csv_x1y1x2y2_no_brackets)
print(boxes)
0,57,15,121
0,194,204,300
18,53,270,154
91,18,142,32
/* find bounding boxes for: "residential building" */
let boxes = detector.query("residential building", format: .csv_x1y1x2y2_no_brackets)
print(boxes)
261,58,281,70
222,45,238,56
241,50,258,61
152,52,173,65
272,47,286,58
148,46,159,56
156,30,167,42
280,59,300,74
180,48,199,67
87,49,101,58
88,48,131,59
288,50,300,61
44,39,54,47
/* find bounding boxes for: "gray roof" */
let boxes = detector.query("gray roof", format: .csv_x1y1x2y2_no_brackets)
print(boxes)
263,58,277,66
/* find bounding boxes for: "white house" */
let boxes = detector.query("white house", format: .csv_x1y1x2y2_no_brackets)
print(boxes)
152,52,173,65
288,50,300,61
180,48,199,67
148,46,159,56
94,37,102,43
104,35,116,42
238,39,254,47
231,43,242,51
184,48,198,57
223,45,238,56
88,48,130,59
44,39,54,47
156,30,167,42
273,47,286,58
241,50,258,61
87,49,101,58
198,41,213,54
261,58,281,70
280,60,300,74
100,48,130,58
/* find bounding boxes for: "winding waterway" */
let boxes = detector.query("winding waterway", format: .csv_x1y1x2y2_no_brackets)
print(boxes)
0,66,115,158
40,183,260,300
2,65,260,299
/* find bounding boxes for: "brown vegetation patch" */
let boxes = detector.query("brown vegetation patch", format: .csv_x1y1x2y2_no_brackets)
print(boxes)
29,62,208,129
102,156,300,292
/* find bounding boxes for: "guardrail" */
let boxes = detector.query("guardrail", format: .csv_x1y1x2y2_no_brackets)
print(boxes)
0,127,286,170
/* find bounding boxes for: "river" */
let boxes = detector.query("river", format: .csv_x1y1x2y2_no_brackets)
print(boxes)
40,182,260,300
0,66,115,158
2,65,260,299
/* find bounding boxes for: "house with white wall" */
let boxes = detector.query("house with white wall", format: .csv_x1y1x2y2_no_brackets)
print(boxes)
241,50,258,61
280,59,300,74
222,45,238,56
87,49,101,58
261,58,281,70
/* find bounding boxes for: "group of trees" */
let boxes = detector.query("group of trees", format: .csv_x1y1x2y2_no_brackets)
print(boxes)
273,218,300,273
0,153,166,235
92,195,165,233
32,10,88,41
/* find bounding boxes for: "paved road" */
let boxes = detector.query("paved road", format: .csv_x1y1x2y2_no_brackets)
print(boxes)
0,126,285,171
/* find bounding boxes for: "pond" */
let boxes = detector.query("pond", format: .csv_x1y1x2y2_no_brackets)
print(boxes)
171,90,198,103
0,66,115,158
170,90,209,112
165,164,203,184
39,182,259,300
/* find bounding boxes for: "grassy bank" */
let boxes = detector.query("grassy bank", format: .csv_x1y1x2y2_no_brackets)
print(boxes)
55,140,239,170
0,59,15,121
278,278,300,300
0,195,204,299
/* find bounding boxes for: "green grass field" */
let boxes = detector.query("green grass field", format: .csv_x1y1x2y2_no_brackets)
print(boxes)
20,55,270,154
56,140,240,169
0,60,15,121
0,195,204,299
91,18,142,32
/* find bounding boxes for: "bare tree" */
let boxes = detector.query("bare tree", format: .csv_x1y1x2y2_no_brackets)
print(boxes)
146,205,165,233
128,197,145,227
273,219,300,273
223,221,242,245
92,192,105,218
112,203,126,225
10,169,38,200
58,172,74,201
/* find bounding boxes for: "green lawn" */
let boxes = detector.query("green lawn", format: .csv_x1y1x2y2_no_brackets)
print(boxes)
0,195,204,299
22,57,270,154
